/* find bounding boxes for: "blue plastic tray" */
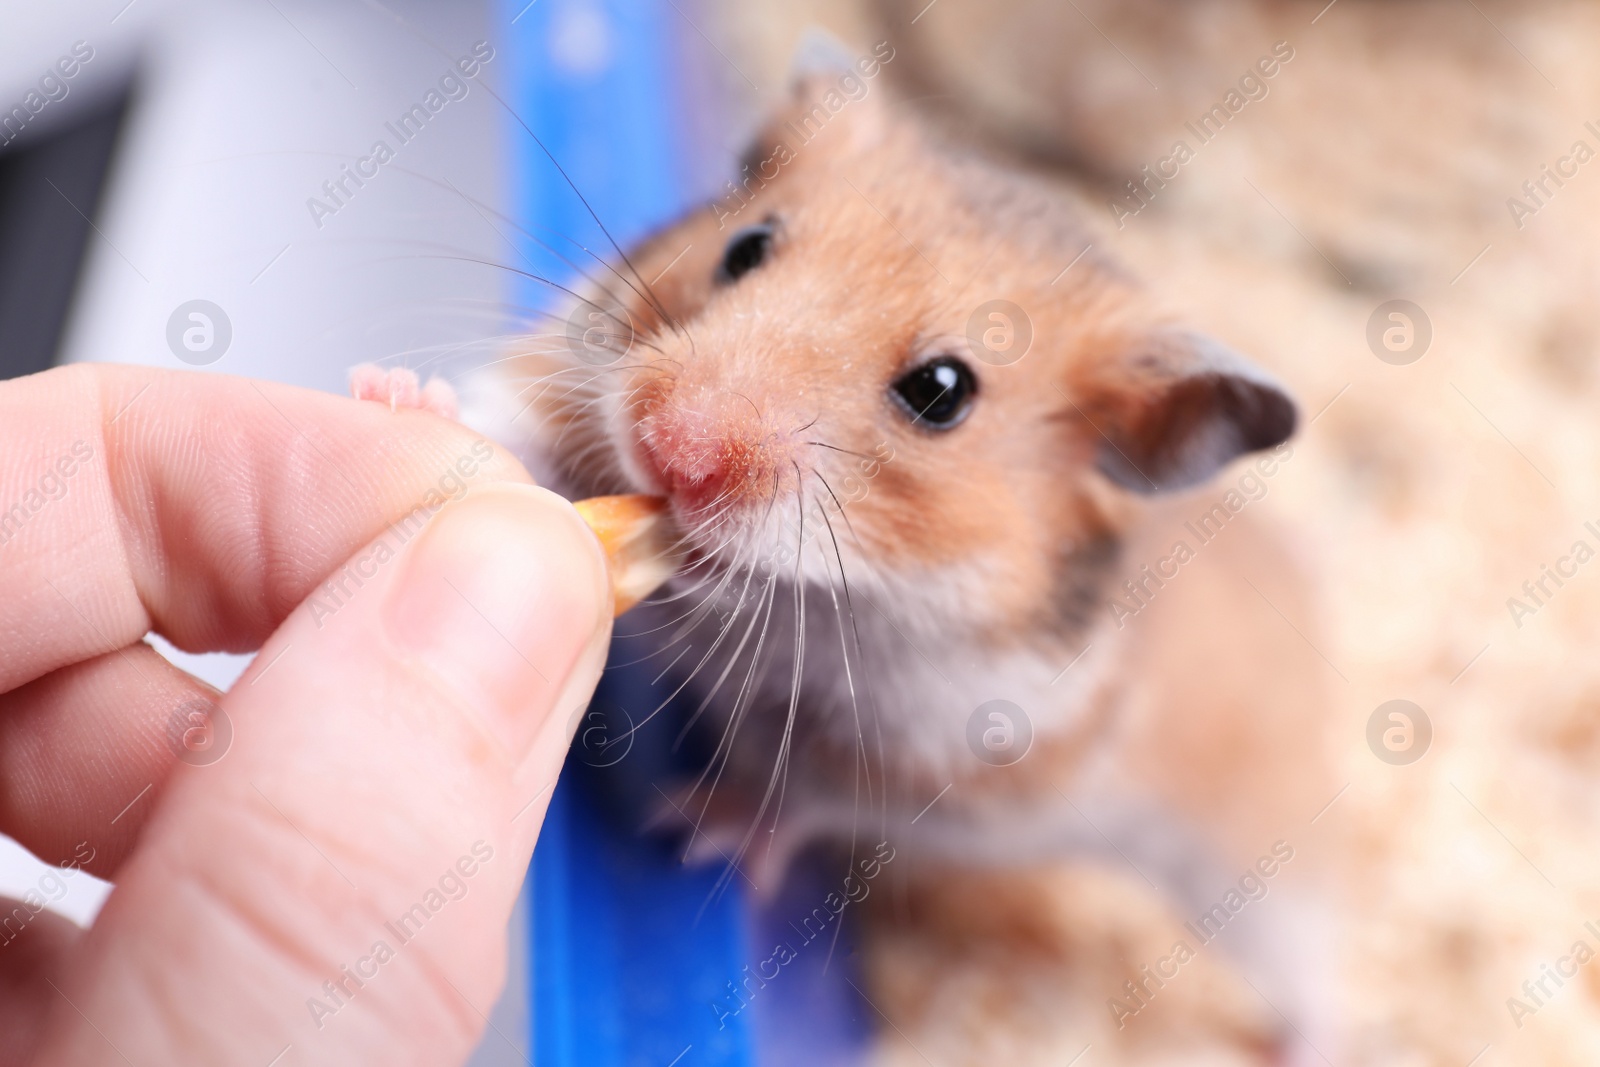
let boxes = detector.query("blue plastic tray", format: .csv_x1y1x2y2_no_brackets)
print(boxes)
500,3,872,1063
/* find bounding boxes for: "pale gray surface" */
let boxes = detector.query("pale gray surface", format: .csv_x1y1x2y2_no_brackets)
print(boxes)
1,0,528,1059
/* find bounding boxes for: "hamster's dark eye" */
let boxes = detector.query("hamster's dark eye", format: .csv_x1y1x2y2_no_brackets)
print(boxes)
890,356,978,429
715,223,774,284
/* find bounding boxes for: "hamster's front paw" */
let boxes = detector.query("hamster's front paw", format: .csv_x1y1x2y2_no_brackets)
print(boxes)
349,363,458,420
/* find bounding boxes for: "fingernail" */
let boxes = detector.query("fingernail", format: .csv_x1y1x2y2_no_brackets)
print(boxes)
383,484,611,761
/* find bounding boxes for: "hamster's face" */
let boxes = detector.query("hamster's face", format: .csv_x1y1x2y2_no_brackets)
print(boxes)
534,82,1295,650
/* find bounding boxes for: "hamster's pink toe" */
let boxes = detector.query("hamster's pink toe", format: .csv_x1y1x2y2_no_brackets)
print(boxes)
348,365,455,418
420,377,459,420
348,362,390,403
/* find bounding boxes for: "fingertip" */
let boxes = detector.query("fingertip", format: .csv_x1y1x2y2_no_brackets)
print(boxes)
383,483,612,763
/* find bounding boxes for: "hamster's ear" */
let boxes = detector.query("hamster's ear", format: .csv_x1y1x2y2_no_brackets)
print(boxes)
788,27,859,83
734,30,894,179
769,28,892,150
1087,331,1297,494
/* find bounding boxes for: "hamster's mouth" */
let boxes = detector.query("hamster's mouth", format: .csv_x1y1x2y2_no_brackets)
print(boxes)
621,449,756,572
614,425,816,598
646,492,797,599
572,484,768,616
602,461,734,588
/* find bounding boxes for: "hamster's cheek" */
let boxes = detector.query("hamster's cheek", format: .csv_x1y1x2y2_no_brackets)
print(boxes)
626,211,725,323
843,441,1009,568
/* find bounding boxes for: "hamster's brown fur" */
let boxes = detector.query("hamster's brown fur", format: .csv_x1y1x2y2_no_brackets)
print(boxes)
696,1,1600,1064
493,54,1339,1065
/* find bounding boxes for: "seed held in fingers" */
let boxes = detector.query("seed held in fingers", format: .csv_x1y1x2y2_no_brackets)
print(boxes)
573,494,678,615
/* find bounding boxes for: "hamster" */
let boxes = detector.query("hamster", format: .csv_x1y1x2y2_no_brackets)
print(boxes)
468,56,1338,1067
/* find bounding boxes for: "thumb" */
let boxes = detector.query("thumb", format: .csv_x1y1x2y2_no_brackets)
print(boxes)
32,484,612,1067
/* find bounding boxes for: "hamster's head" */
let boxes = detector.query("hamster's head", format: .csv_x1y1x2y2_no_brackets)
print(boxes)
528,72,1295,652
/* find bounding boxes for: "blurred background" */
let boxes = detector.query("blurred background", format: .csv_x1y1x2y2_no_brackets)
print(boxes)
5,0,1600,1063
0,1,517,1059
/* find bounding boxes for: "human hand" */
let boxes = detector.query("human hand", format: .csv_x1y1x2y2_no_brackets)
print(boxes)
0,365,612,1066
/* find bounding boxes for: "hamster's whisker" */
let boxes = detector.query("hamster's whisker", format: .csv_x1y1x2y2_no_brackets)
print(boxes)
359,331,533,372
538,422,613,472
817,493,876,812
633,523,753,630
475,204,672,337
517,369,621,407
758,469,812,866
536,378,652,462
669,471,811,903
686,492,750,547
802,440,882,463
810,484,868,977
428,246,642,331
423,256,643,336
359,166,649,319
815,471,885,819
631,532,764,650
676,514,743,563
706,470,801,886
675,573,780,868
671,476,788,756
651,525,747,601
503,360,665,386
644,354,687,376
408,254,587,300
658,532,765,643
692,572,783,904
508,360,671,423
813,468,869,559
505,232,649,329
485,96,685,340
601,377,668,433
616,543,770,743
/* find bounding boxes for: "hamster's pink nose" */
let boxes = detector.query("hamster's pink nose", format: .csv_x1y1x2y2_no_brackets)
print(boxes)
634,391,789,513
